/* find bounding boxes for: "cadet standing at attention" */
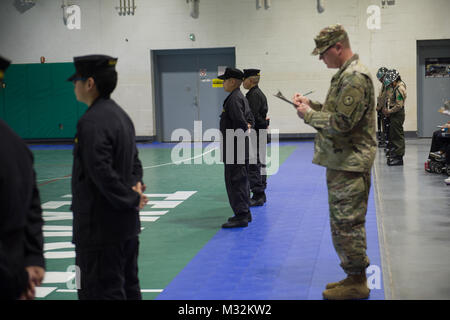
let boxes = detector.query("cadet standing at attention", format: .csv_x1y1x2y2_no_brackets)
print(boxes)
0,56,45,300
219,67,255,228
69,55,148,299
383,69,406,166
243,69,269,207
292,25,376,300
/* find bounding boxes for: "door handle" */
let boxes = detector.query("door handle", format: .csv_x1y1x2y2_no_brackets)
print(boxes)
193,95,199,107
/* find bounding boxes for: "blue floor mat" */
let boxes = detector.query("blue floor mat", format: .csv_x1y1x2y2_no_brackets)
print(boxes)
157,141,385,300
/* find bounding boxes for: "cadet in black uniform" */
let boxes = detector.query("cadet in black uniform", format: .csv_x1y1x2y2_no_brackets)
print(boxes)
68,55,148,300
0,56,45,300
243,69,269,206
219,67,255,228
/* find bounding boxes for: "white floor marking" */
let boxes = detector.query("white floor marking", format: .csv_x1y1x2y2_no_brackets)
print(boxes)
146,201,183,208
42,272,75,284
43,225,72,231
35,287,58,298
44,251,76,259
140,211,168,216
142,147,217,169
42,201,72,209
44,242,75,251
43,231,73,237
43,212,73,222
140,216,160,222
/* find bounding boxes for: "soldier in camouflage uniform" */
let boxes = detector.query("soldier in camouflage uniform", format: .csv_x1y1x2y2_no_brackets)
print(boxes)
293,24,376,300
383,69,406,166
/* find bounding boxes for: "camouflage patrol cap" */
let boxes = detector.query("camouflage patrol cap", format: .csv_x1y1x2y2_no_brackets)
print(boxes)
376,67,388,80
312,24,348,56
383,69,400,87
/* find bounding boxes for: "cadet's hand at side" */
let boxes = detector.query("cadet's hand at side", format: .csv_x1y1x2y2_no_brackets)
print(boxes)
132,182,148,210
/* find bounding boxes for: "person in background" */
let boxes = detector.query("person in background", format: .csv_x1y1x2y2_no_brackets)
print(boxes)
0,56,45,300
383,69,406,166
219,67,255,228
69,54,148,299
243,68,269,207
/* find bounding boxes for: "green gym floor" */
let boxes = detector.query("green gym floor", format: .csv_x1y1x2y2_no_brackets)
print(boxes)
33,143,297,300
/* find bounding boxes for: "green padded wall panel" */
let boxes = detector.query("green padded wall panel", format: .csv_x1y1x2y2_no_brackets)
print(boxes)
0,63,87,139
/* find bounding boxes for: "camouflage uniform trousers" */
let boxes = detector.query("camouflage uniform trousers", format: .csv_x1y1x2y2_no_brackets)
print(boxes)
388,108,405,157
326,168,371,275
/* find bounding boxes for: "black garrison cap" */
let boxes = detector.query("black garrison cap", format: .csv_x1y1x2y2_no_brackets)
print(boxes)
243,69,260,78
217,67,244,80
67,54,118,81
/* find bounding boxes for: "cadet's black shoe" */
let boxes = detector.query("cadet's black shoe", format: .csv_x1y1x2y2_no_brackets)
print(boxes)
250,198,265,207
222,215,249,228
387,156,403,166
227,212,252,223
250,193,266,207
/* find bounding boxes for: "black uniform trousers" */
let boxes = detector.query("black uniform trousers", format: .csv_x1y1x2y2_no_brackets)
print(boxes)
76,236,141,300
429,129,450,164
248,129,267,195
224,163,250,217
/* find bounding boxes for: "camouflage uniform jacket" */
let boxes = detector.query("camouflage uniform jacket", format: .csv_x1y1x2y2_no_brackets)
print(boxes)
304,54,376,172
376,84,387,111
387,81,406,114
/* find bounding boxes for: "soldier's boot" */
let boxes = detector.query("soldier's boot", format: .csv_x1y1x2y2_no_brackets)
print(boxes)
387,156,403,166
325,276,353,290
323,273,370,300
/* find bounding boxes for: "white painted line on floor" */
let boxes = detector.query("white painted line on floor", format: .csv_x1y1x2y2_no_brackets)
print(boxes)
42,201,72,209
145,201,182,208
42,272,75,284
44,251,76,259
44,242,75,251
140,216,160,222
43,225,72,231
140,211,168,216
35,287,58,298
43,231,73,237
142,148,217,169
43,213,73,222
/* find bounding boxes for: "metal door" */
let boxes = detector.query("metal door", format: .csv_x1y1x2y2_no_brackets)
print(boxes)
154,48,235,142
417,40,450,137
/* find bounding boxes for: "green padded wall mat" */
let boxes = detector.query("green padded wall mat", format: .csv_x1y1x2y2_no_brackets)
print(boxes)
1,63,86,139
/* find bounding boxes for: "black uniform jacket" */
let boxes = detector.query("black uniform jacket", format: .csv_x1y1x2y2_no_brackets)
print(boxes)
71,97,143,248
0,119,44,299
246,85,268,130
220,88,255,163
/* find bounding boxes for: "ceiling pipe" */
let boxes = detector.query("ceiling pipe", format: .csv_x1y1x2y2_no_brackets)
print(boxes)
317,0,324,13
256,0,263,9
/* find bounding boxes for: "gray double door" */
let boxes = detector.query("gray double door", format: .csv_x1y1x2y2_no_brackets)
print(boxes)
154,48,235,142
417,40,450,137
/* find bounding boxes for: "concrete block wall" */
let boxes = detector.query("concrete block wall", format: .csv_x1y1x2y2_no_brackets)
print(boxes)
1,0,449,136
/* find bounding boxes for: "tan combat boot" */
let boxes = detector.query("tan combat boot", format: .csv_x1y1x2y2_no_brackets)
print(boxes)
322,273,370,300
325,276,353,290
